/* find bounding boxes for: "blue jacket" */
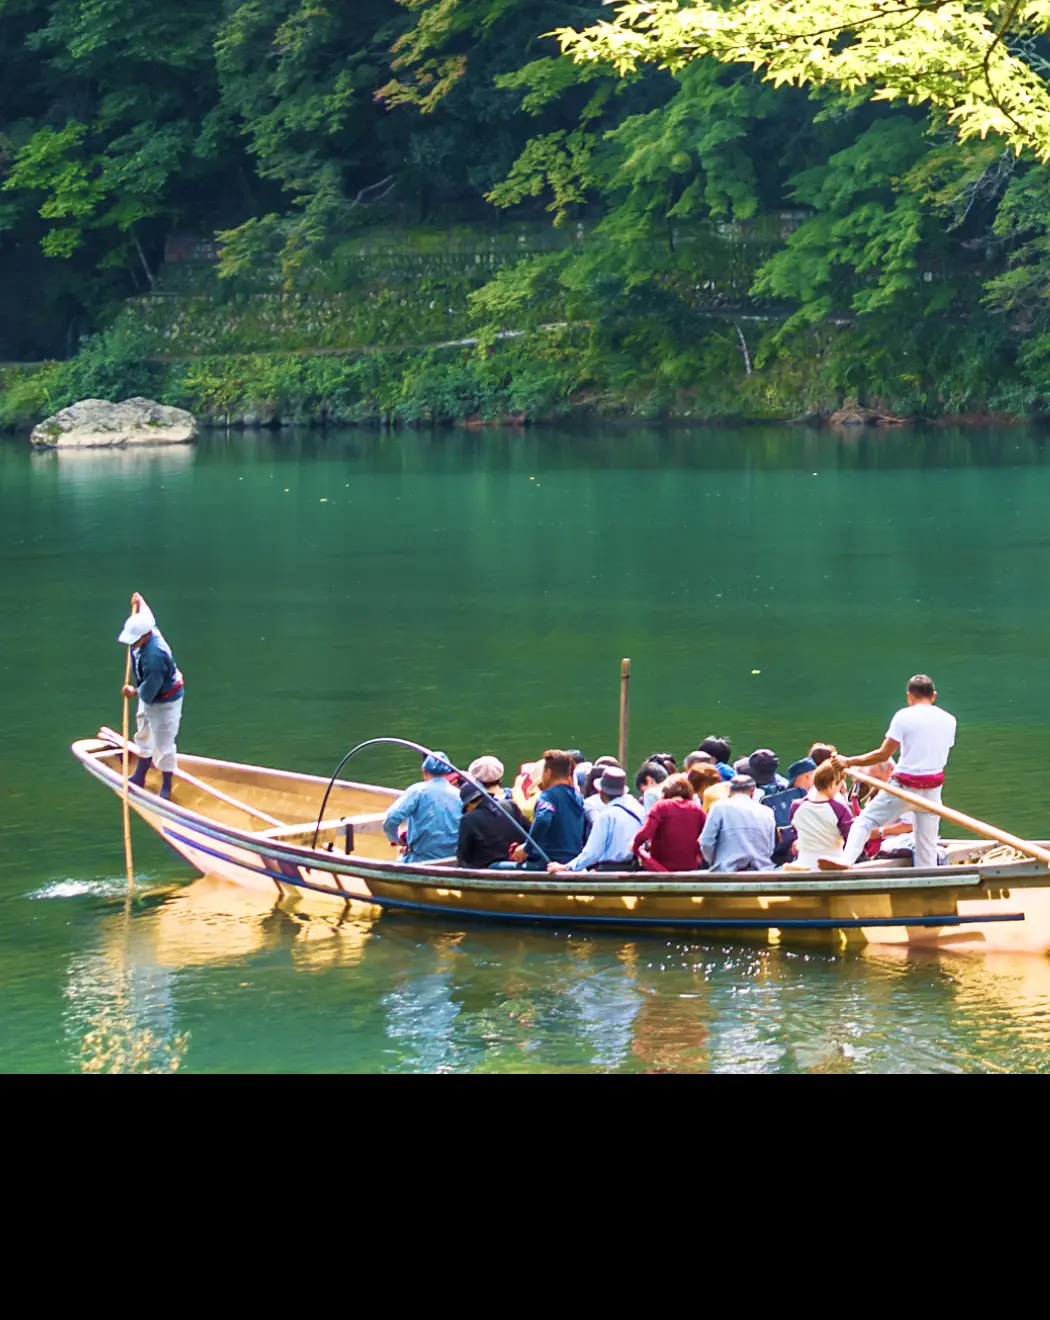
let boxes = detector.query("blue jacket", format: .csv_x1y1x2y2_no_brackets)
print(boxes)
526,783,586,864
132,631,183,705
383,777,462,863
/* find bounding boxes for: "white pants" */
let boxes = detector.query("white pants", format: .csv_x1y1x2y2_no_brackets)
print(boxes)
135,696,183,774
842,781,941,869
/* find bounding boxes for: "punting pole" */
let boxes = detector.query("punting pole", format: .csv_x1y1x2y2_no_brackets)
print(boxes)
618,657,630,770
848,768,1050,868
121,595,138,892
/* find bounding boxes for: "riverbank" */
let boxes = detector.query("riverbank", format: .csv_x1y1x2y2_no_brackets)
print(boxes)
3,331,1044,434
3,220,1046,433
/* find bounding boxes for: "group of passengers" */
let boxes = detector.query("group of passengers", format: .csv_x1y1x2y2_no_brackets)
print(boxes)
381,737,926,874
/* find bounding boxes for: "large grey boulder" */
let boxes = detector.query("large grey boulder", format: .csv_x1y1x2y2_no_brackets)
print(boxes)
30,397,198,448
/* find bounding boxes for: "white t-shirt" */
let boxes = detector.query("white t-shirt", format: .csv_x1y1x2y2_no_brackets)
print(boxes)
886,703,956,776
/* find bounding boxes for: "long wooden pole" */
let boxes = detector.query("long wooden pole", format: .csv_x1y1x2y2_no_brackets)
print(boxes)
618,657,630,770
121,596,138,892
849,768,1050,868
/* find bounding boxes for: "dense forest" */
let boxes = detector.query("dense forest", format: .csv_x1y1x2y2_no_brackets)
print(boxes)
3,0,1050,426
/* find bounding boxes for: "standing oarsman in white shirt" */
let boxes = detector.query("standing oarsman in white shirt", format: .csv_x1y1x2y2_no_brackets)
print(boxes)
821,674,956,871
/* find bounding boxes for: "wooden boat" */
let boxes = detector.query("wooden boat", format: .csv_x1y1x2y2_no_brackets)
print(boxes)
73,730,1050,954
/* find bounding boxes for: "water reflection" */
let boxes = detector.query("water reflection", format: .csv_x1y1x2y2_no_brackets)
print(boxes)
34,443,196,485
134,876,378,969
61,879,1050,1073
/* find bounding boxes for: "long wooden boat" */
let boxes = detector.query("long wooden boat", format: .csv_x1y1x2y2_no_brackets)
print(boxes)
73,730,1050,953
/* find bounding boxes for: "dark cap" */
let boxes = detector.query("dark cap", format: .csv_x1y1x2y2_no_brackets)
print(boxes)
729,775,756,794
787,757,817,783
599,767,627,797
748,749,779,786
459,781,484,806
566,749,584,764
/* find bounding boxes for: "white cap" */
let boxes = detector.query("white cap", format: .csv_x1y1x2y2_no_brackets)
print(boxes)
118,614,153,646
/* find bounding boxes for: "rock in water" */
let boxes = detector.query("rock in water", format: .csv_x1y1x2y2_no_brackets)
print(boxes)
30,397,198,448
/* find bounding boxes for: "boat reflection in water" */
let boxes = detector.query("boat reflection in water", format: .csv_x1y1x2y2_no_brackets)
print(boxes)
137,875,380,971
57,875,1050,1072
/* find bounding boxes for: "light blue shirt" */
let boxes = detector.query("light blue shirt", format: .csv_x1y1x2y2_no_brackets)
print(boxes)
566,795,645,871
383,777,462,863
700,794,775,872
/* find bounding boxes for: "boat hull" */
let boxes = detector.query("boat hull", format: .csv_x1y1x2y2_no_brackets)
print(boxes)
73,736,1050,954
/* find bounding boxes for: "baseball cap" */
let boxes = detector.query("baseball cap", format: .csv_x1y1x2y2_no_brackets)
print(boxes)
787,757,817,783
118,614,153,646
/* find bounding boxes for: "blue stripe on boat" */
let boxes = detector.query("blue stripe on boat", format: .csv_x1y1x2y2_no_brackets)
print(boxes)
160,829,1023,929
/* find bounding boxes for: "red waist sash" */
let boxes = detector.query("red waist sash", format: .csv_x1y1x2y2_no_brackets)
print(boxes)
158,677,184,700
894,772,944,789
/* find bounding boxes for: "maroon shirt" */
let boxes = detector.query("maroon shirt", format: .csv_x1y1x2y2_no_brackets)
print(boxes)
633,798,706,873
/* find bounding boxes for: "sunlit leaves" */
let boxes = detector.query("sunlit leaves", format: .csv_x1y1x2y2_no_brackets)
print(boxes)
554,2,1050,160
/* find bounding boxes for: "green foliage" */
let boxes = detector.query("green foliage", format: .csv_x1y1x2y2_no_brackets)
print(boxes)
4,0,1050,421
556,2,1050,161
1,0,225,264
55,324,161,403
754,117,960,328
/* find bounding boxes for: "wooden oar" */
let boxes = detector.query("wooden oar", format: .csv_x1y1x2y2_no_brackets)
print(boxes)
848,768,1050,868
121,595,138,892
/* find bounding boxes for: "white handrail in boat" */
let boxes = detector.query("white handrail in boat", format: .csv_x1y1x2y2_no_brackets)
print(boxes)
97,726,285,829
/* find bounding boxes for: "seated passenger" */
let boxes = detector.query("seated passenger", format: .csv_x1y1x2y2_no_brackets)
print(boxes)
467,754,527,828
733,755,752,777
749,749,788,798
456,781,526,869
567,749,591,795
688,763,730,814
584,756,621,829
786,758,817,792
495,749,586,870
683,750,714,770
647,752,678,774
633,774,705,873
512,758,544,820
584,756,619,797
699,775,775,872
698,736,735,782
547,767,644,873
382,751,462,863
758,757,816,864
788,761,854,869
636,760,669,813
808,742,836,767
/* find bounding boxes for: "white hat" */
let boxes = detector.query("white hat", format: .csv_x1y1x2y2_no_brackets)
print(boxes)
468,755,504,785
118,614,153,646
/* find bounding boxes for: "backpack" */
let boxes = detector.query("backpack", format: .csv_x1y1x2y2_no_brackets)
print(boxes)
758,787,804,864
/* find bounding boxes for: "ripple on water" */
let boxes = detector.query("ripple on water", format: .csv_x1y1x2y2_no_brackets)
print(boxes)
28,875,157,901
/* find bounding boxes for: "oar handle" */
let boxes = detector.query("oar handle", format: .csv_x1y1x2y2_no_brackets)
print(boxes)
847,767,1050,868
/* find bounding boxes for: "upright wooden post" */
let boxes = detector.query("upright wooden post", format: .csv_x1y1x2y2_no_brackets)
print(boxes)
618,657,631,770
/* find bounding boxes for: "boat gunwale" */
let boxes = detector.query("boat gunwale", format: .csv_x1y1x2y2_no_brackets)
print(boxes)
91,728,401,801
72,737,1050,897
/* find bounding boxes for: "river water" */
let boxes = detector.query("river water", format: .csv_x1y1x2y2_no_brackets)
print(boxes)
3,424,1050,1072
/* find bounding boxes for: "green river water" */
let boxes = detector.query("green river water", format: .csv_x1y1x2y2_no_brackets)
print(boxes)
2,425,1050,1073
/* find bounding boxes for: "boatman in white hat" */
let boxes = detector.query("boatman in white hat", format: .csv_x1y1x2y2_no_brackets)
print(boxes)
118,592,184,800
